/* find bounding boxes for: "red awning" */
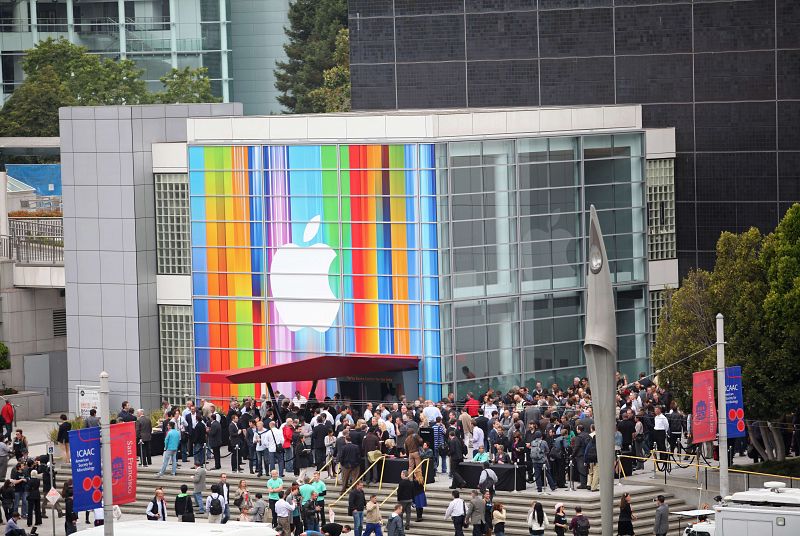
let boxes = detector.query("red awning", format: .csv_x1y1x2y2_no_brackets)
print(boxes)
198,354,419,385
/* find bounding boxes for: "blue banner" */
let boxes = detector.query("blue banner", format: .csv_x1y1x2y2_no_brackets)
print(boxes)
725,366,746,439
69,427,103,512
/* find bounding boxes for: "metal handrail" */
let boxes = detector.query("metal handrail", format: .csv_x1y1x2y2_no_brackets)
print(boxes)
380,456,431,506
0,234,63,265
328,455,388,510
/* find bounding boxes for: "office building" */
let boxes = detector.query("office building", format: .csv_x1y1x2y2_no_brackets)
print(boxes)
347,0,800,277
0,0,289,114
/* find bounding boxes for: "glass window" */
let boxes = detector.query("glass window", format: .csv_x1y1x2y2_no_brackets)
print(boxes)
519,163,548,190
451,167,483,194
517,138,548,163
549,137,579,161
482,140,514,166
449,141,481,167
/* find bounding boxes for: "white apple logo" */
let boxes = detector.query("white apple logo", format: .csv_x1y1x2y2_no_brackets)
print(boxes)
269,215,340,332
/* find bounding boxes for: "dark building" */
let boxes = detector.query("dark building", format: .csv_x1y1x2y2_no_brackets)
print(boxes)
348,0,800,276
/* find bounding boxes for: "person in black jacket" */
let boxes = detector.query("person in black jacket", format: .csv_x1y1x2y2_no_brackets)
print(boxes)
56,415,71,462
571,425,589,489
447,431,466,489
347,481,366,536
208,415,222,470
301,491,321,532
311,416,330,471
228,414,243,472
192,418,207,466
26,469,41,527
338,436,361,493
396,471,414,530
174,484,194,522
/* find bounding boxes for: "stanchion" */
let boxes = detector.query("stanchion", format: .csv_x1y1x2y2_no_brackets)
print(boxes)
138,439,144,467
234,444,240,473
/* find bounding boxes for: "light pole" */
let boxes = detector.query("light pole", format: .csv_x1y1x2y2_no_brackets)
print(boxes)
716,314,729,498
99,371,114,536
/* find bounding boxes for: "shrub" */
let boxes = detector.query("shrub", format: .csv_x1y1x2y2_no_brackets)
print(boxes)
0,343,9,371
47,416,86,443
7,209,62,218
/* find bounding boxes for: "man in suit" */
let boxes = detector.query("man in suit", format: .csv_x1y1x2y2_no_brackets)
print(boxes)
571,424,589,489
465,489,485,536
135,409,152,466
228,413,243,471
654,495,669,536
447,431,465,489
208,414,223,470
192,416,208,466
311,415,330,470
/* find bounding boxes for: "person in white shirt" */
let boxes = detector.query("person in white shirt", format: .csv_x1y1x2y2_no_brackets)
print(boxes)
653,406,670,465
478,463,498,495
274,491,295,535
145,489,168,521
253,420,277,477
292,391,308,407
384,419,396,439
205,484,224,524
363,403,374,422
422,400,442,424
443,490,466,536
482,401,498,420
471,424,485,453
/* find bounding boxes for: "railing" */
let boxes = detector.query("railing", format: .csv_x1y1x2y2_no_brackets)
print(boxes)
9,218,63,241
328,454,388,510
0,235,64,265
380,456,431,506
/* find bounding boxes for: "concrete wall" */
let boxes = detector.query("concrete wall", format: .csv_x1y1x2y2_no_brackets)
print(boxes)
60,103,242,414
230,0,289,115
0,260,67,392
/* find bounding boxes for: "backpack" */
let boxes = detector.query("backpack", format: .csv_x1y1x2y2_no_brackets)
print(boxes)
575,514,590,536
530,439,546,463
584,437,598,464
209,495,223,516
478,471,495,493
439,438,450,456
549,438,564,462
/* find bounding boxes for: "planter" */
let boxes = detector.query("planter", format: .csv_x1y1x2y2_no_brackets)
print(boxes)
0,390,45,421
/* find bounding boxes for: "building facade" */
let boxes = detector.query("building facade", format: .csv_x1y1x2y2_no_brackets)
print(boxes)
0,0,289,114
61,104,676,409
347,0,800,277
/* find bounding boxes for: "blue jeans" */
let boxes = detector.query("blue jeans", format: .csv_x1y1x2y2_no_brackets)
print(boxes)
436,447,448,473
13,491,27,517
533,462,556,492
160,449,178,475
284,448,293,473
193,443,206,465
363,522,383,536
192,491,205,513
353,511,364,536
256,450,268,475
268,450,285,476
304,532,325,536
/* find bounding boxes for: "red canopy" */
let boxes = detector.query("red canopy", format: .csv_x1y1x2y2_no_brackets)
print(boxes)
198,354,419,385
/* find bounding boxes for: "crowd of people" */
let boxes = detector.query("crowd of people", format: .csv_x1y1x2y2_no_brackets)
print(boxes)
0,372,697,535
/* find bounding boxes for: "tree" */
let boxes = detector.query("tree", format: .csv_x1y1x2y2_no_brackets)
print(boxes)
652,208,800,461
308,28,351,112
275,0,348,113
155,67,220,104
0,38,220,137
0,65,74,137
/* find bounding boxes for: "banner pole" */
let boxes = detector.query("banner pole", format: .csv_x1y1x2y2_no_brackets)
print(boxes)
99,371,114,536
716,314,729,498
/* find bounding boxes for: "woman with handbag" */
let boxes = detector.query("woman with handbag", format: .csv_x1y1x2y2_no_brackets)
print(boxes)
234,479,253,522
411,471,427,522
174,484,195,522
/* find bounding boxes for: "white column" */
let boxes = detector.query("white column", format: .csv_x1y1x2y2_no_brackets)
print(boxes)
0,172,8,237
493,164,513,376
30,0,38,43
118,0,126,58
168,0,178,68
99,371,114,536
716,313,729,498
66,0,75,43
218,0,229,102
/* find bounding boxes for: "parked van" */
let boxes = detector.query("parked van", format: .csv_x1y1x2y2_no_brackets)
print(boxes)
713,481,800,535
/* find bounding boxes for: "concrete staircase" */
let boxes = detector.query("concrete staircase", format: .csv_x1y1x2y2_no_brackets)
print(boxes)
89,465,692,535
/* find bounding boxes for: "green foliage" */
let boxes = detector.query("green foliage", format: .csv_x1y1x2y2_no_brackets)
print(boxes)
47,416,86,443
308,28,351,112
731,457,800,478
0,38,219,137
652,205,800,424
275,0,348,113
155,67,220,104
0,342,8,371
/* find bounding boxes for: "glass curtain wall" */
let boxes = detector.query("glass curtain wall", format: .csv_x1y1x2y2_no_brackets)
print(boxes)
444,133,648,399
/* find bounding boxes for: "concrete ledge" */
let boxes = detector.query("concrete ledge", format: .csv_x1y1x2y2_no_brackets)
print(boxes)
1,390,45,420
13,264,65,288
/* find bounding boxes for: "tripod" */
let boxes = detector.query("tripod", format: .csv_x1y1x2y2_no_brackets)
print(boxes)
567,457,574,492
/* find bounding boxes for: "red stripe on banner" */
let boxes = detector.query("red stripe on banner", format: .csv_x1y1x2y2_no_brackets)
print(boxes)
110,422,138,505
692,370,717,444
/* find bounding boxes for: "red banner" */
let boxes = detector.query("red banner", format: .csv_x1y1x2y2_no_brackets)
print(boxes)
110,422,138,505
692,370,717,444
